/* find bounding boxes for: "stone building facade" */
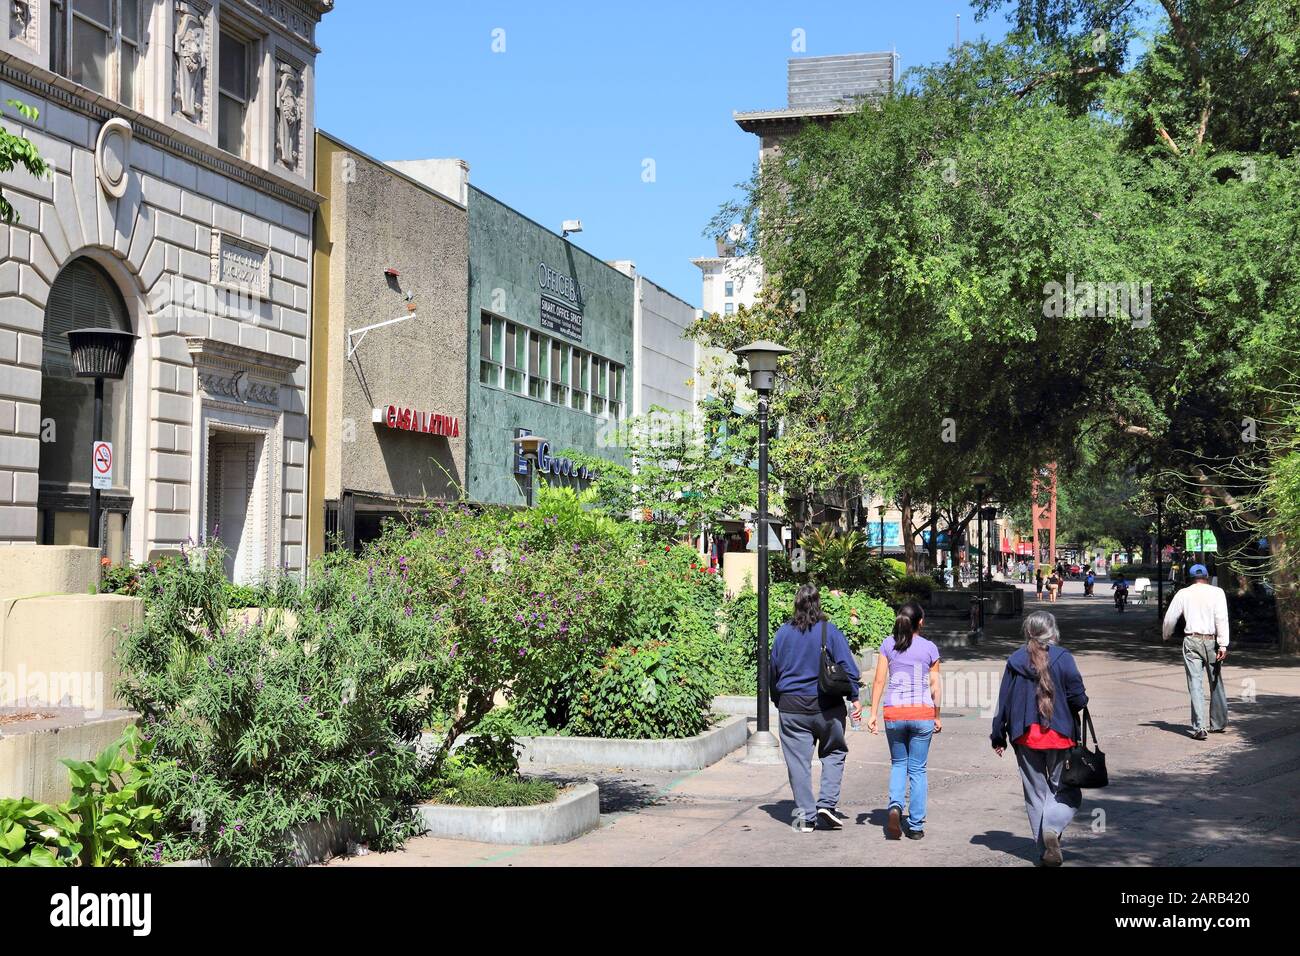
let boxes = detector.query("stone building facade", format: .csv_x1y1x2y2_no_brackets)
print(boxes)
0,0,330,581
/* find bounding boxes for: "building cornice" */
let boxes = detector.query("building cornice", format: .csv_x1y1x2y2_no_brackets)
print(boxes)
188,337,304,375
0,52,324,212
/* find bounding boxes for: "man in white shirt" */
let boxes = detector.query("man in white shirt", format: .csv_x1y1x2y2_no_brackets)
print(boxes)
1162,563,1230,739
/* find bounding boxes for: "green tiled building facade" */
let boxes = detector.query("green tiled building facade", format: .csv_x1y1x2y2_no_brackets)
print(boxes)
466,187,635,506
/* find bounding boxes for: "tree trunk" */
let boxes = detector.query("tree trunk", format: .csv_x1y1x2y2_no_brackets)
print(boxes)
1273,531,1300,654
901,492,916,574
928,512,939,568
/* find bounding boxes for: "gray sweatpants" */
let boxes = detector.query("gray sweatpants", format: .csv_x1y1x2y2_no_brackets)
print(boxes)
1014,745,1082,854
778,708,848,824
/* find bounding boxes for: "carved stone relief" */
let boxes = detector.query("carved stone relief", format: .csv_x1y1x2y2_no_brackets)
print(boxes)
198,369,281,406
174,1,209,124
275,61,303,171
9,0,37,48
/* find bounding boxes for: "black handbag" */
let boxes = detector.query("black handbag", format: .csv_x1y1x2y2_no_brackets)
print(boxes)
1062,707,1109,788
818,620,854,698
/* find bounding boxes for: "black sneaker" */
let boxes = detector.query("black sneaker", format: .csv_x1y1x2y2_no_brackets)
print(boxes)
886,806,903,840
791,816,815,834
1192,729,1208,740
816,808,844,830
904,828,925,841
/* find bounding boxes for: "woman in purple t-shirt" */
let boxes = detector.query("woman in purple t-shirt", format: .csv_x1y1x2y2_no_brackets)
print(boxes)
867,602,942,840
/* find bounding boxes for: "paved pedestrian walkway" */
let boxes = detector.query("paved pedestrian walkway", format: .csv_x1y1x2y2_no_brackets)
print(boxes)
328,583,1300,867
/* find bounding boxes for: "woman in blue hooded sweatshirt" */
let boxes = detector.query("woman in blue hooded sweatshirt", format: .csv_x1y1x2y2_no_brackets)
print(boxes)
990,611,1089,866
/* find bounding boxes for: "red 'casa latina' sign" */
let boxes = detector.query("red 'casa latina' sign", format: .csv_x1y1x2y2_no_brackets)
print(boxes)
372,405,461,438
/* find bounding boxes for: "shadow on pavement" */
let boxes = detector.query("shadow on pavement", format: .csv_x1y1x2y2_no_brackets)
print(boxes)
970,829,1039,864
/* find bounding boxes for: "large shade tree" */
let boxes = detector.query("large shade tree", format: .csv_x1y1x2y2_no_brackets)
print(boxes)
696,0,1300,645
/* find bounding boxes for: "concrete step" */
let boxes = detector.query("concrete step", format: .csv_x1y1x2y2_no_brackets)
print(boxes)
0,594,143,712
0,546,102,601
0,707,138,804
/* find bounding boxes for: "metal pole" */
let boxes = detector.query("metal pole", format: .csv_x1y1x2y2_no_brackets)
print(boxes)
1156,499,1164,616
879,511,885,560
977,490,985,634
756,388,771,738
88,376,104,551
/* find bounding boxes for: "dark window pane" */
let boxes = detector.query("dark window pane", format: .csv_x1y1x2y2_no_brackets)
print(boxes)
219,31,249,100
218,94,246,156
70,16,110,94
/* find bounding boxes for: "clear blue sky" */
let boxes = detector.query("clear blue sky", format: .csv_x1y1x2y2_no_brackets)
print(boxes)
317,1,1012,305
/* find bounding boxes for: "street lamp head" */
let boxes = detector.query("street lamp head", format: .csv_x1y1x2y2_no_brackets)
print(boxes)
64,329,138,380
515,434,547,464
733,340,791,393
971,473,993,489
877,504,888,516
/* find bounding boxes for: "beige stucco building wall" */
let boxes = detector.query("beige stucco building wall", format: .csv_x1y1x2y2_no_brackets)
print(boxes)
308,132,469,555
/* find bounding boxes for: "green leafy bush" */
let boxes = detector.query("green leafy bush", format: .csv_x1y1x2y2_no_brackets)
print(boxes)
0,799,79,867
802,527,871,590
118,543,439,866
892,573,936,604
61,726,165,867
426,768,557,808
1,727,165,868
821,591,896,652
568,638,714,739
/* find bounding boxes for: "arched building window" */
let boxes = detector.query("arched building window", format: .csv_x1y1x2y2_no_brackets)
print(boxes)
39,258,135,555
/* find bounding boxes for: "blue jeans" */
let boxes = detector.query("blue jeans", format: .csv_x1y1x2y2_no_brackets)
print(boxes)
1183,636,1229,732
884,719,934,830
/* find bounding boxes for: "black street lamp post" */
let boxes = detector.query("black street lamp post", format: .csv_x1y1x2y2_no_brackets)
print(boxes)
877,503,887,560
65,329,136,552
735,341,791,765
1155,496,1164,616
971,474,992,640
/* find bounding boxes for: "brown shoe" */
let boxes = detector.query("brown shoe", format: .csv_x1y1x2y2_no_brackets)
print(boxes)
887,806,903,840
1041,830,1063,867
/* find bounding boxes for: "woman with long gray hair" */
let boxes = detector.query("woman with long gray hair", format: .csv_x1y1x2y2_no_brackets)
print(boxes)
990,611,1089,866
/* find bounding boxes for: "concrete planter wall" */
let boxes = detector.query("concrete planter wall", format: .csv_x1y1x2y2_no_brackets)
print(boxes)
166,817,359,868
418,782,599,845
517,714,749,772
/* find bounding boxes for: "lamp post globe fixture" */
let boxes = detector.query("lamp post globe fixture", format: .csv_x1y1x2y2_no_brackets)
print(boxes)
733,340,790,765
65,329,137,552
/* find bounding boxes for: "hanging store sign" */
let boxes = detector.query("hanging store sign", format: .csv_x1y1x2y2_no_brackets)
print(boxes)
373,406,461,438
513,428,595,480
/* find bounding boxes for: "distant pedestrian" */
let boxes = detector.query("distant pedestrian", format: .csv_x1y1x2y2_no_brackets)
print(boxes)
867,602,941,840
1084,570,1095,596
1047,572,1059,603
991,611,1089,867
770,584,861,832
1035,570,1044,601
1162,564,1229,740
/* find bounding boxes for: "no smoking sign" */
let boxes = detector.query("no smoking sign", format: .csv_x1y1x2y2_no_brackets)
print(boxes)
92,441,113,490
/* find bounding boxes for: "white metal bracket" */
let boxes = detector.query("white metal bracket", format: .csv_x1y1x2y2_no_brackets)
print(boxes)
347,311,418,361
